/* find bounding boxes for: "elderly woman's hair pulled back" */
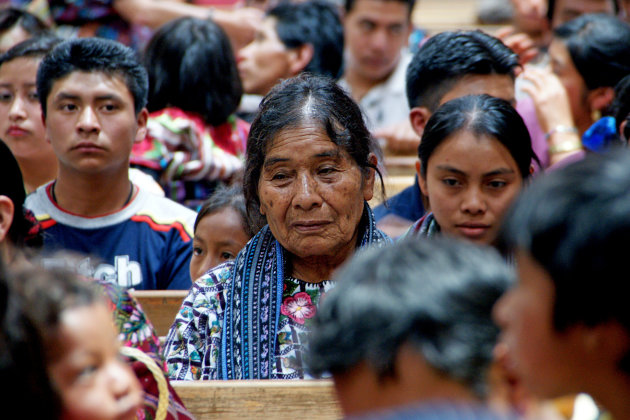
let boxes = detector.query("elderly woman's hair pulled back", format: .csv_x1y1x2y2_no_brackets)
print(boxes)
244,74,381,231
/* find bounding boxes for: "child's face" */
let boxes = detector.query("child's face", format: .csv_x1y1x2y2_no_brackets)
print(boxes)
0,57,51,162
190,206,250,280
44,71,147,176
48,303,142,420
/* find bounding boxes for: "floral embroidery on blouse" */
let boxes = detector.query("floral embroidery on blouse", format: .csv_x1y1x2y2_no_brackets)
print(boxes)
163,262,333,380
281,291,316,324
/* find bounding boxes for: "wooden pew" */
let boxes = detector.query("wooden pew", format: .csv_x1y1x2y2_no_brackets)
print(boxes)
130,290,188,337
172,380,342,420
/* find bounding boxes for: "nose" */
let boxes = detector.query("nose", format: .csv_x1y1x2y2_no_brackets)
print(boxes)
236,42,253,64
369,29,388,52
460,186,486,215
77,106,100,135
8,95,27,121
293,173,322,210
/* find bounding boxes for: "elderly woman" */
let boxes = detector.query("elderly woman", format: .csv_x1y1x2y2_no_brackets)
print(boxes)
164,74,390,380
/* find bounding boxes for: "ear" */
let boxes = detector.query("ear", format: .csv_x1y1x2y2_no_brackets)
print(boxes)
416,160,428,196
134,108,149,143
587,86,615,115
409,107,431,138
580,321,630,366
288,43,315,76
362,153,377,202
0,195,15,243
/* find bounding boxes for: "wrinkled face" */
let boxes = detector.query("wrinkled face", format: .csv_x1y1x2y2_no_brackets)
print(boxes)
343,0,411,83
45,71,146,176
0,57,50,162
257,122,374,263
549,39,591,131
439,74,516,108
48,303,142,420
237,17,294,96
190,206,251,281
493,251,592,398
552,0,615,28
418,131,523,245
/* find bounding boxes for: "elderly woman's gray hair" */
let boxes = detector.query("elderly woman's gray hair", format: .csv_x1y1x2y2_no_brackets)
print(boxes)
307,237,514,398
243,73,382,231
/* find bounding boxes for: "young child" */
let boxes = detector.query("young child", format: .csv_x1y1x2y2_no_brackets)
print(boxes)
132,17,249,210
0,263,143,419
189,185,253,281
25,37,196,290
0,35,60,193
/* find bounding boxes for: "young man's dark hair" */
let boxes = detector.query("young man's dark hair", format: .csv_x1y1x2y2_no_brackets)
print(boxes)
36,37,148,117
406,30,519,112
495,149,630,420
269,0,344,80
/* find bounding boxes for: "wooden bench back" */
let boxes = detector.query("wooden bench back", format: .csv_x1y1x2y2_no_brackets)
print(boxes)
172,380,342,420
130,290,188,337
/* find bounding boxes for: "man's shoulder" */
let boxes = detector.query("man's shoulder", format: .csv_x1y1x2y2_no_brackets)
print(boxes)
25,184,195,239
131,189,196,241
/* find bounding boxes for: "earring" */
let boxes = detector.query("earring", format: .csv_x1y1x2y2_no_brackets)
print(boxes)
591,109,602,122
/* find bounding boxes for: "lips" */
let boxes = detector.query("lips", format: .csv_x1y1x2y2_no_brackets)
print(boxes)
6,126,29,137
291,220,330,232
72,141,105,153
456,223,490,239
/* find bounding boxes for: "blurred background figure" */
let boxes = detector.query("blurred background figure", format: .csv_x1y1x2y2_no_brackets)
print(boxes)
308,237,513,418
131,17,248,209
0,262,144,420
519,13,630,165
339,0,416,153
0,35,60,193
0,7,50,53
6,0,263,51
236,0,343,118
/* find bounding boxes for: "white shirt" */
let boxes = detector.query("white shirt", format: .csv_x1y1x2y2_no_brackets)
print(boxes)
339,50,412,131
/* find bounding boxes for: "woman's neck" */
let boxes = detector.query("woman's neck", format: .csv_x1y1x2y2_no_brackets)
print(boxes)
53,169,135,217
289,250,355,284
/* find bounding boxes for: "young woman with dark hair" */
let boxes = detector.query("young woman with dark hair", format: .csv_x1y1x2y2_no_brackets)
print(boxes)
407,94,538,246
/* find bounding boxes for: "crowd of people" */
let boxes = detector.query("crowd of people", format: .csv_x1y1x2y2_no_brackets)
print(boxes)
1,0,630,419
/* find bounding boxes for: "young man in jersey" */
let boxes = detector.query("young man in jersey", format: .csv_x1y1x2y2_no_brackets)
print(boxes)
26,37,196,290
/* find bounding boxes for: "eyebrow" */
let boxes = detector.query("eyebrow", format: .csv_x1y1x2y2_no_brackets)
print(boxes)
53,92,123,102
435,165,516,177
262,149,341,169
